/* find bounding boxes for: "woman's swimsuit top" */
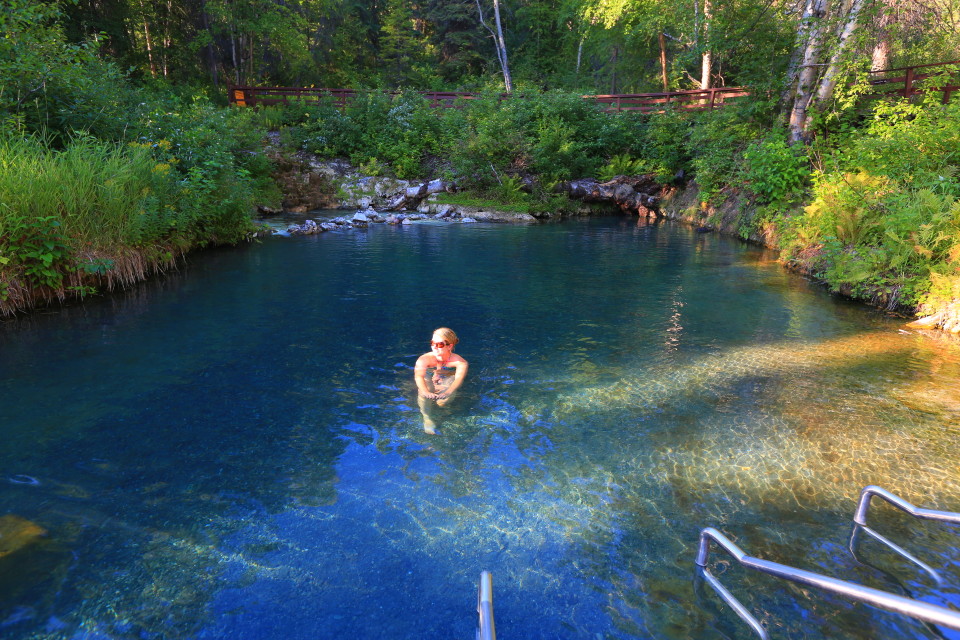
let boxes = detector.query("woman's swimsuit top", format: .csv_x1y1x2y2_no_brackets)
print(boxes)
428,360,456,379
428,365,456,375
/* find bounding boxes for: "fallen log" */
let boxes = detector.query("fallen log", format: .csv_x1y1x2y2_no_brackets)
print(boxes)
565,174,662,217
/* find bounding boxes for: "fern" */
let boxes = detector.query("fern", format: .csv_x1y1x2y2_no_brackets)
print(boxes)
597,154,645,181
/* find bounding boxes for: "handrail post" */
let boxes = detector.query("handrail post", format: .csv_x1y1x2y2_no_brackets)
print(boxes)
477,571,496,640
904,67,915,97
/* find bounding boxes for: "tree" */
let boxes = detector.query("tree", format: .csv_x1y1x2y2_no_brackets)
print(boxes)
423,0,488,84
786,0,868,143
476,0,513,91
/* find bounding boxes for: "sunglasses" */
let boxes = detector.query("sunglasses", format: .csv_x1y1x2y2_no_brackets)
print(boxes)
430,341,449,348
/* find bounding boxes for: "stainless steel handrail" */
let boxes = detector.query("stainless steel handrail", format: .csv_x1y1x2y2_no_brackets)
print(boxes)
696,563,769,640
849,523,944,586
477,570,496,640
849,485,960,588
696,527,960,638
854,485,960,527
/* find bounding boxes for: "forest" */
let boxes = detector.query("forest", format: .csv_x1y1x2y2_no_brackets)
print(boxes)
1,0,960,325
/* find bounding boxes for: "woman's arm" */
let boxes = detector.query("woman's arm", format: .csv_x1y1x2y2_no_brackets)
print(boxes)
436,360,468,399
414,356,437,399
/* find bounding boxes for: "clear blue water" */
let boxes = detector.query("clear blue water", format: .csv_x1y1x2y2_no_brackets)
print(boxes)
1,217,959,639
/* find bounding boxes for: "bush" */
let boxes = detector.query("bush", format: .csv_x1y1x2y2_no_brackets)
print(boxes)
685,108,761,202
742,135,810,205
639,109,689,183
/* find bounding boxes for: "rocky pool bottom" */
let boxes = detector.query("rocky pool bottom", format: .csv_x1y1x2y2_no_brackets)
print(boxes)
0,217,958,639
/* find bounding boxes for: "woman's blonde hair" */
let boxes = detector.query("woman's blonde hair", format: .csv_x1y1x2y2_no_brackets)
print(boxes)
433,327,459,346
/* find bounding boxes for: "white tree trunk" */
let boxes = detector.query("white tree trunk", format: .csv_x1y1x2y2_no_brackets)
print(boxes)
492,0,512,92
577,33,586,75
805,0,867,126
782,0,822,105
788,0,827,143
476,0,512,92
700,0,712,90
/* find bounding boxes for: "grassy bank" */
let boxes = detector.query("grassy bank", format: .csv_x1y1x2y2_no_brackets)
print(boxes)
0,104,276,315
665,94,960,324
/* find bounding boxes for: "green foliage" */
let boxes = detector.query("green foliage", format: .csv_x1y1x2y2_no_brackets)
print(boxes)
639,109,689,183
0,214,71,293
780,111,960,309
684,108,761,203
289,91,446,179
598,153,646,181
493,174,528,204
743,135,810,206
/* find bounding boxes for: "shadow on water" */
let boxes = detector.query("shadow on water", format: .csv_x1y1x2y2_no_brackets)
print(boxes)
1,219,959,639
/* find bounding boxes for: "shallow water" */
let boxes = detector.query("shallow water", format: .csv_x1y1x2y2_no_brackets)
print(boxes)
1,217,959,639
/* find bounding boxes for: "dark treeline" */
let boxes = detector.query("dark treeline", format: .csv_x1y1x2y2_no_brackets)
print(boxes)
55,0,960,95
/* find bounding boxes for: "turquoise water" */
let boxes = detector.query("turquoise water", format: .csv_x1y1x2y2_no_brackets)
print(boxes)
1,217,959,639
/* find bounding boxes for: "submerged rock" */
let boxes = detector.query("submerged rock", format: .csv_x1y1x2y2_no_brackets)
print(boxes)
0,514,46,558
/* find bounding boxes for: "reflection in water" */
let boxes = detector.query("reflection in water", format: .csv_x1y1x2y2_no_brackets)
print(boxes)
0,219,959,639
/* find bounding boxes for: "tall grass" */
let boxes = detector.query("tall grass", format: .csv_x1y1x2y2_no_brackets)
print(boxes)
0,131,258,315
0,134,164,249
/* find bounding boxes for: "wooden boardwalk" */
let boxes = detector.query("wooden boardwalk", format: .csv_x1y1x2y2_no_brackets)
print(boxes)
227,59,959,112
228,85,749,113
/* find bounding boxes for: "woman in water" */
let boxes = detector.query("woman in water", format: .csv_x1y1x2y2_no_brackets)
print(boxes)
414,327,468,434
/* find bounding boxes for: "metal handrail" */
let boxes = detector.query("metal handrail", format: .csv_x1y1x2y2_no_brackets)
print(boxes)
696,527,960,638
477,570,496,640
849,523,944,586
854,485,960,527
849,485,960,588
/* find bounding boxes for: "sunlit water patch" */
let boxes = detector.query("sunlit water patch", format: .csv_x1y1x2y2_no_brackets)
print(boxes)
1,218,959,639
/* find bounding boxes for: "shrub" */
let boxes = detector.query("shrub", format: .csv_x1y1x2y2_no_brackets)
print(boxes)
742,135,810,205
639,109,689,183
685,108,761,202
597,154,646,181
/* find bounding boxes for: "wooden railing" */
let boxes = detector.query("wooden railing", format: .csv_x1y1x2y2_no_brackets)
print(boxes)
584,87,750,112
228,86,482,109
227,85,750,113
865,59,960,103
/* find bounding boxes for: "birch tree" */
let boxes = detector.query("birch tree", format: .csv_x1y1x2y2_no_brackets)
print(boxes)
476,0,512,92
699,0,713,90
786,0,868,143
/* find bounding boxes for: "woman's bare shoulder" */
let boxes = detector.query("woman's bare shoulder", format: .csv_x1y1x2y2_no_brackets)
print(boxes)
414,353,435,368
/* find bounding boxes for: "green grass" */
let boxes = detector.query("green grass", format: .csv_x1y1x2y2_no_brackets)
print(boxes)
0,135,165,249
431,192,536,214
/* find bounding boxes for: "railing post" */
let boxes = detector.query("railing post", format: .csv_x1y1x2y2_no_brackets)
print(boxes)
904,66,915,98
477,571,496,640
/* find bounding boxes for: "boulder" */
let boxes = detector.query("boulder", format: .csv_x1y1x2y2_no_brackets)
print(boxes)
0,515,46,558
469,211,537,223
